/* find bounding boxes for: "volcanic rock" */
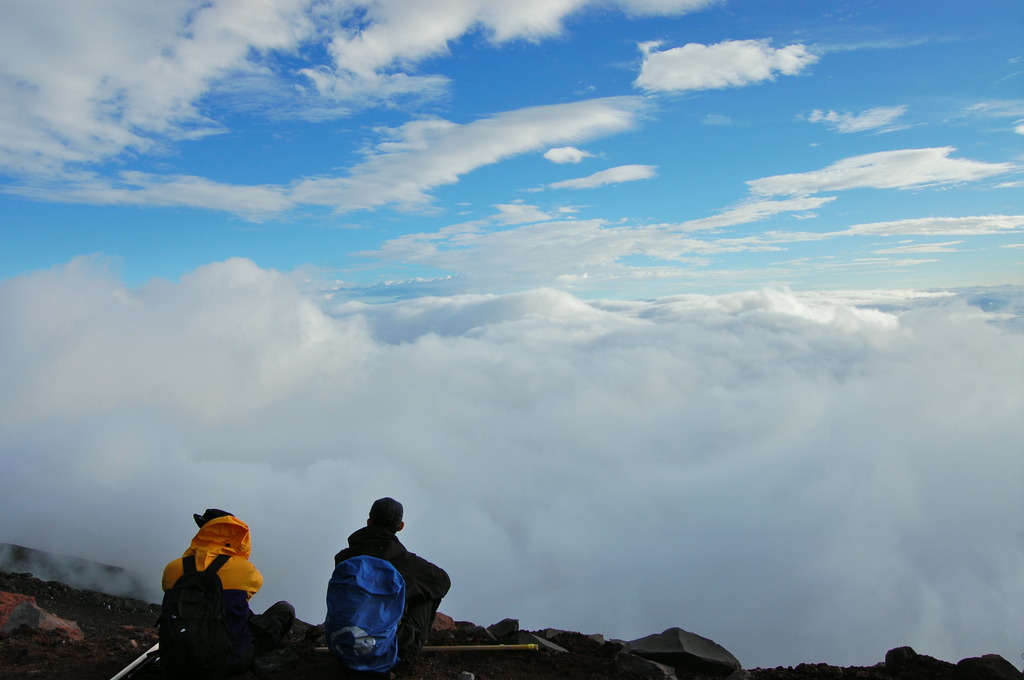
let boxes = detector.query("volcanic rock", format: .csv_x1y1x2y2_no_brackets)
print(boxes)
624,626,742,677
517,630,568,652
955,654,1024,680
486,617,519,638
0,592,84,640
615,649,679,678
1,569,1021,680
431,611,456,632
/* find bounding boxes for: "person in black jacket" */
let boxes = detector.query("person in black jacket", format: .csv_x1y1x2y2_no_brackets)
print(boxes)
334,498,451,663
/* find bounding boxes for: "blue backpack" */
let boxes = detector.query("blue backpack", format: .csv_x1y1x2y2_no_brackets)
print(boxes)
325,555,406,673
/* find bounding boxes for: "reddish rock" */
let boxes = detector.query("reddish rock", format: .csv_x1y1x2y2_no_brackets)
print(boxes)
0,590,85,640
432,611,456,631
0,590,36,623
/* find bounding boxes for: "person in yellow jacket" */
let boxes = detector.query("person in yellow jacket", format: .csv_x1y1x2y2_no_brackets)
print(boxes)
162,509,295,674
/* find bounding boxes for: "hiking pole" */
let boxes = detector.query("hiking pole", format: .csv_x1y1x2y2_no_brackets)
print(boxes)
109,642,160,680
314,644,539,653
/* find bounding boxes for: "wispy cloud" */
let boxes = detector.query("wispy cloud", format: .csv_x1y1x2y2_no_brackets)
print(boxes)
546,164,658,190
748,147,1015,196
701,114,733,126
9,171,293,221
807,106,908,133
289,98,645,213
6,97,645,218
352,140,1019,294
674,197,837,232
491,202,555,225
362,217,746,292
873,241,963,254
842,215,1024,236
970,101,1024,137
0,0,712,177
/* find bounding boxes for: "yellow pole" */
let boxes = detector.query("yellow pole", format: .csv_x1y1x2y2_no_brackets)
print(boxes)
423,644,539,652
314,643,539,653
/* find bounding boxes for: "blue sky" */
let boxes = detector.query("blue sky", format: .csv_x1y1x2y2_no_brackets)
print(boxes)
2,0,1021,297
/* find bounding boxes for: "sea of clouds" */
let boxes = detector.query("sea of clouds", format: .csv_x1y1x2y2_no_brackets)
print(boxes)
1,256,1021,669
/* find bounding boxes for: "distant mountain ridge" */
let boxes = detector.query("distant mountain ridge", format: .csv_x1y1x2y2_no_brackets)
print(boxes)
0,543,150,602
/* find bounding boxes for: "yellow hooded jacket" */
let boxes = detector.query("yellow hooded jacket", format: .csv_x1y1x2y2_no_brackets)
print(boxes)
162,515,263,662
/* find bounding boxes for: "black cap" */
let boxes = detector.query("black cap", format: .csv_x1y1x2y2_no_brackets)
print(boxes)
369,497,403,531
194,508,233,527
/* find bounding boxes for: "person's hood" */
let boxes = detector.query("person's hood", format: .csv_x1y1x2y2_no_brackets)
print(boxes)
184,514,252,562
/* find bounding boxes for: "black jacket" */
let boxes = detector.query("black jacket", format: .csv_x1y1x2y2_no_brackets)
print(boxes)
334,525,451,606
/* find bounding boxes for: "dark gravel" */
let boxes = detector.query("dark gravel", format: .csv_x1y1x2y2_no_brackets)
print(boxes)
1,570,1018,680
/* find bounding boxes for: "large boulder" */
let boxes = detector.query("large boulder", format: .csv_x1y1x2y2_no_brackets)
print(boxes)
623,627,741,677
955,654,1024,680
487,617,519,638
885,646,957,676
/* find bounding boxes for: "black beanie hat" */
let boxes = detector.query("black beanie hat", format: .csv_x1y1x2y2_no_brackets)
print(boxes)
194,508,233,527
369,497,403,531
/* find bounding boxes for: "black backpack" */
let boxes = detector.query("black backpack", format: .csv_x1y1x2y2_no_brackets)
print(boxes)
158,554,234,679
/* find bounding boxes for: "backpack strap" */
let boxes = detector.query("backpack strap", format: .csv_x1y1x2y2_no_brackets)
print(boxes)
206,554,231,575
181,553,230,575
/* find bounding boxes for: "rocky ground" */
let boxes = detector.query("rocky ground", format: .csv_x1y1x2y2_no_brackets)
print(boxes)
1,570,1020,680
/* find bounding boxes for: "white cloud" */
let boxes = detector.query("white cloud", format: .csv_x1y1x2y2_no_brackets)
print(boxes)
544,146,593,163
491,202,554,225
12,171,294,220
697,214,1024,253
674,196,837,231
298,67,451,106
547,164,657,190
0,0,316,173
807,106,908,133
0,0,714,176
701,113,733,126
360,209,1022,294
748,147,1015,197
842,214,1024,236
362,214,830,294
365,218,721,289
289,98,644,212
634,39,818,93
965,99,1024,121
321,0,718,77
1,260,1022,669
873,241,963,254
7,97,644,217
613,0,719,16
